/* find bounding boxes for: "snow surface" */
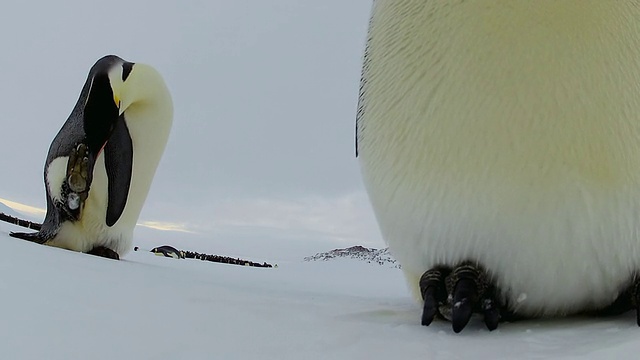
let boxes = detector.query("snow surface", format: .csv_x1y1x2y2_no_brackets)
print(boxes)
1,220,639,359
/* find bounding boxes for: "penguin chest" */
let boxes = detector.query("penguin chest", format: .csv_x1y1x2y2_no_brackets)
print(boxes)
47,152,133,254
358,0,640,315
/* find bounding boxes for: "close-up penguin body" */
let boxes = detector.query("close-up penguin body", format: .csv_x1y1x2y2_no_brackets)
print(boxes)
11,55,173,260
357,1,640,331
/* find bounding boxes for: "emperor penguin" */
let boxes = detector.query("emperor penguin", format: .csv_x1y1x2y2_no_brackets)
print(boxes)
151,245,184,259
357,1,640,332
11,55,172,260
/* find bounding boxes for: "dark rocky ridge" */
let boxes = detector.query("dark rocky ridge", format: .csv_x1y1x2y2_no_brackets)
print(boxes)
304,245,400,268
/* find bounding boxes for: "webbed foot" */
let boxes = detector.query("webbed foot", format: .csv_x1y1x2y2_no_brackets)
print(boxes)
420,261,502,333
591,274,640,326
419,266,450,326
87,246,120,260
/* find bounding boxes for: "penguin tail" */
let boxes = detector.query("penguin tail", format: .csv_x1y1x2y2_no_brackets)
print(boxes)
9,231,48,244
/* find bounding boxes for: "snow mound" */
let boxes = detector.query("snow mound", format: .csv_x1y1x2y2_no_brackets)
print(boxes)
304,245,400,268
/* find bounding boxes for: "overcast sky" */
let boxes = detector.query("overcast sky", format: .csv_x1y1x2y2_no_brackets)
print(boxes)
0,0,383,248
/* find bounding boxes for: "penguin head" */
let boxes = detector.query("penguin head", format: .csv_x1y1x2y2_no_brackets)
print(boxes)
81,55,170,155
81,55,126,155
106,58,172,119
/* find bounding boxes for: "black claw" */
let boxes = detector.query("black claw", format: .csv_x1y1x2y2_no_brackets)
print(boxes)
419,261,503,332
419,267,449,326
480,285,500,331
595,277,640,326
451,278,476,333
634,282,640,327
482,299,500,331
421,286,438,326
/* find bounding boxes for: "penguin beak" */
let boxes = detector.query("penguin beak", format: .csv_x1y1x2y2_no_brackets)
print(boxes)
114,94,123,115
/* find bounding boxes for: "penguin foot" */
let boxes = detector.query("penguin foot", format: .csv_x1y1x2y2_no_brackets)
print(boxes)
420,262,501,333
597,277,640,326
86,246,120,260
61,143,91,220
419,266,450,326
634,280,640,326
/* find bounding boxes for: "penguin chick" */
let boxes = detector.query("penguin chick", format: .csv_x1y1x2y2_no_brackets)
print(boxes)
11,55,173,260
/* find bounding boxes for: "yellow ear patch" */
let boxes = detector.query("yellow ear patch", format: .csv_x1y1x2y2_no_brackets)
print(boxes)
113,94,121,108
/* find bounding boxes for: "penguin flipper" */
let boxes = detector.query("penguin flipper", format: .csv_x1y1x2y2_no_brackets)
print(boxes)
9,207,56,244
9,231,48,244
104,115,133,227
355,27,372,158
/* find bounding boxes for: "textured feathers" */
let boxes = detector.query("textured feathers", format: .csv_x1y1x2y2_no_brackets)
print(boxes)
11,55,172,257
358,1,640,316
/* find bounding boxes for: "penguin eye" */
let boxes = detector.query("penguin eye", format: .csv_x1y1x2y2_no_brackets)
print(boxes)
122,62,134,81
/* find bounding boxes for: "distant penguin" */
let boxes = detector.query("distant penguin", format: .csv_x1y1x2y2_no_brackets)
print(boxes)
357,1,640,332
11,55,173,260
151,245,183,259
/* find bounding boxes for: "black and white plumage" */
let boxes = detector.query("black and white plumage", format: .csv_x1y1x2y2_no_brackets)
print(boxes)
357,1,640,331
11,55,172,259
151,246,184,259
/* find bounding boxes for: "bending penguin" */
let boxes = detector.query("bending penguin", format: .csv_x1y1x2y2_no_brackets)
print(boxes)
357,1,640,332
11,55,172,260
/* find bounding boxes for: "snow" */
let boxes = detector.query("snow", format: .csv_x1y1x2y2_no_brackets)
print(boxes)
1,220,639,359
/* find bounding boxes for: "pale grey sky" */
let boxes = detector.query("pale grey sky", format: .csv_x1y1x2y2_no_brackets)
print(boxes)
0,0,383,248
